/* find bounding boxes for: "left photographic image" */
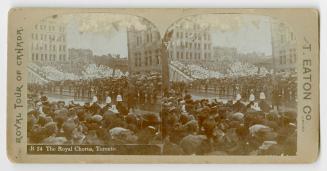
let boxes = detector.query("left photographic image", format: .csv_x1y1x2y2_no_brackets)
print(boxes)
26,13,163,154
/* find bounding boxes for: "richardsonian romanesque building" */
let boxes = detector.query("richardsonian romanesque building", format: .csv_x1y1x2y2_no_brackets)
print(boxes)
29,16,68,65
167,20,213,63
127,25,162,74
271,19,297,73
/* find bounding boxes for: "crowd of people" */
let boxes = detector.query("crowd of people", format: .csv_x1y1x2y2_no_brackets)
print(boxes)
170,60,223,79
160,89,296,155
185,73,297,105
170,60,271,80
28,63,127,81
27,71,297,155
28,72,162,109
27,72,163,148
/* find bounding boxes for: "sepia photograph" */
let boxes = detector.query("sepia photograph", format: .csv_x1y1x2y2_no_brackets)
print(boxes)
5,8,319,163
163,14,297,155
26,13,297,156
26,14,163,154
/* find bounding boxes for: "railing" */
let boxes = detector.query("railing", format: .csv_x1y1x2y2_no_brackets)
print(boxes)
169,63,194,82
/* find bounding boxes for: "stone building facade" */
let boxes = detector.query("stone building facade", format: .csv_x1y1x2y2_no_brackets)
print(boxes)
127,26,162,74
29,17,68,65
271,19,297,73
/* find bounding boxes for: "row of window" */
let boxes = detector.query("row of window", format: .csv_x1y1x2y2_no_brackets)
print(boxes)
31,53,67,62
279,31,295,43
32,43,66,52
134,52,160,67
171,41,212,50
32,33,66,42
279,54,297,64
279,48,297,65
136,32,157,46
279,55,297,65
35,24,65,32
175,31,210,41
174,51,211,60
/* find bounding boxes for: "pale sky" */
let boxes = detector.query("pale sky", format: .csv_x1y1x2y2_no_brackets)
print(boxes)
63,14,273,57
211,16,272,56
66,19,128,56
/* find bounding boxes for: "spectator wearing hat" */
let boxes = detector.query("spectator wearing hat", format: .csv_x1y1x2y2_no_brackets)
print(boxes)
89,96,101,115
116,94,128,115
101,96,112,115
246,93,256,110
259,92,271,113
232,94,245,113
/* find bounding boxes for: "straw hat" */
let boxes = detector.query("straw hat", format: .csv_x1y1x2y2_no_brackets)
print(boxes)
109,105,119,114
116,95,123,102
105,96,112,104
91,96,98,103
249,94,255,102
236,94,242,101
92,115,103,122
260,92,266,100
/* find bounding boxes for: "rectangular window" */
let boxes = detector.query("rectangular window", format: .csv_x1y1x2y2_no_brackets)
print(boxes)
149,51,152,65
156,51,160,65
289,54,293,63
283,56,287,64
280,56,283,64
145,56,148,66
294,54,297,63
135,56,138,67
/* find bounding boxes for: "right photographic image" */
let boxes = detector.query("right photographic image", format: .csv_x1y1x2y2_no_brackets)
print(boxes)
161,14,297,156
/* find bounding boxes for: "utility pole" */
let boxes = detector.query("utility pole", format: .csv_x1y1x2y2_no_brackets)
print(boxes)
161,30,174,93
